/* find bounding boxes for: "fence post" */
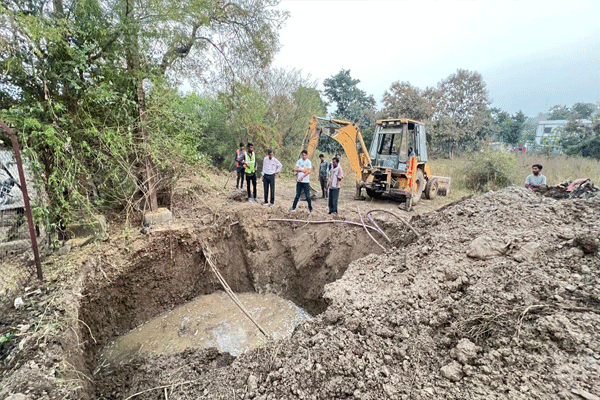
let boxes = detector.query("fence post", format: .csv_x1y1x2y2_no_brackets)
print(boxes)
0,119,43,281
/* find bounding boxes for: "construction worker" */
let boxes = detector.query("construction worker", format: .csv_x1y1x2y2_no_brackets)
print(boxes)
318,154,331,199
525,164,547,191
243,143,257,201
290,150,313,213
235,142,245,190
261,149,282,207
327,156,344,214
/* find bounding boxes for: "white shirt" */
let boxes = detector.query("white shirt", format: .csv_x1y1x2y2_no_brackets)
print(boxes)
262,156,282,175
296,159,312,183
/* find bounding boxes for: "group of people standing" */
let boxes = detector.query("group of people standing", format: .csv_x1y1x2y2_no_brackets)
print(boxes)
235,143,343,214
236,142,282,207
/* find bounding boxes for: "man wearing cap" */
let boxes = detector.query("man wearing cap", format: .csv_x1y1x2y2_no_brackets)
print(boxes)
261,149,282,206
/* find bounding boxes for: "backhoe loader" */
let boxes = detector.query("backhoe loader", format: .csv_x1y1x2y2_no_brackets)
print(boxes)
301,116,450,210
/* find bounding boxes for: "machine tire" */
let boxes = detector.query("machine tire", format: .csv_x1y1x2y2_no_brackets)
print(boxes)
424,177,439,200
412,169,425,204
366,188,383,199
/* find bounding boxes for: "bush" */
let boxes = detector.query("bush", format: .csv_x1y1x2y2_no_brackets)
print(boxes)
465,150,517,192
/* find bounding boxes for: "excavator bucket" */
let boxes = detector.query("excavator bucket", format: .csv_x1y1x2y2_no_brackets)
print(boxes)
432,175,451,196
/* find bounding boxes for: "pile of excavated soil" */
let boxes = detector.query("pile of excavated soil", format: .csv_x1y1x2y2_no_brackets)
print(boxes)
95,187,600,400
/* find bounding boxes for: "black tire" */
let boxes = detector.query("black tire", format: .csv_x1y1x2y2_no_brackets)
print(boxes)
366,188,383,199
412,169,424,204
424,177,439,200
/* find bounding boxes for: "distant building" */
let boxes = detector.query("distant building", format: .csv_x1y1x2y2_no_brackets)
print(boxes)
535,119,592,145
532,119,592,153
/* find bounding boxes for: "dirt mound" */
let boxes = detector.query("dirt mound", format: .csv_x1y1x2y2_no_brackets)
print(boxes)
93,186,600,399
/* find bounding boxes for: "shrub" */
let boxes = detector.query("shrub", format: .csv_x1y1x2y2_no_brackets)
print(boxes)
465,150,517,191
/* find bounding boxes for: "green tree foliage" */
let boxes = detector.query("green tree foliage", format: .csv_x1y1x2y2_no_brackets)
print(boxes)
548,105,572,120
465,149,517,191
0,0,285,229
572,102,597,120
491,109,527,145
381,81,432,121
323,69,376,148
428,69,494,157
210,69,325,166
381,70,494,158
558,118,600,159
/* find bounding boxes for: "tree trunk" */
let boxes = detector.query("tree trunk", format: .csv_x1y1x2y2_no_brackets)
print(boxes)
124,0,158,213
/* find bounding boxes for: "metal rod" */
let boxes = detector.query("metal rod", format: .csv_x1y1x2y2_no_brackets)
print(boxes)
0,119,43,281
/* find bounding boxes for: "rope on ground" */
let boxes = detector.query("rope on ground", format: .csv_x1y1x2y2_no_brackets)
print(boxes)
203,246,270,339
357,206,386,251
366,209,421,239
267,218,383,234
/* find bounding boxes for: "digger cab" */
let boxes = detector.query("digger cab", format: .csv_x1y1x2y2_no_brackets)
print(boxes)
369,118,428,170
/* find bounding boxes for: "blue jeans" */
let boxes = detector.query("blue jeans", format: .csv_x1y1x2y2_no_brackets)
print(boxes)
292,182,312,212
328,188,340,213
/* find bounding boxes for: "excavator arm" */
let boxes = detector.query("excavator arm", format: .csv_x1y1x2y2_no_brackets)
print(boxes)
301,116,372,181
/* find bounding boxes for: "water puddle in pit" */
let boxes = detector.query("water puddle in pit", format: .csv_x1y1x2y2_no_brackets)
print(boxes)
98,291,312,370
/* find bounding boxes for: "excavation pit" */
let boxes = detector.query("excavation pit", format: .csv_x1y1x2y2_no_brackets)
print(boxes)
76,215,395,398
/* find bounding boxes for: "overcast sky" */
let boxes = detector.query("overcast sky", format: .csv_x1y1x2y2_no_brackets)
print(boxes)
272,0,600,117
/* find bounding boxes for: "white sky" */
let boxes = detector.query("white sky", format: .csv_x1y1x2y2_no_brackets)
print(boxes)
272,0,600,116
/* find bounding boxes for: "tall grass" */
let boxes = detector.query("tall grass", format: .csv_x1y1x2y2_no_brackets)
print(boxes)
430,152,600,199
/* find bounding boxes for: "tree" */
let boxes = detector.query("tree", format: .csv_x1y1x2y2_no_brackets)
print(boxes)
572,102,597,120
428,69,492,157
548,105,572,120
381,81,433,121
0,0,286,229
492,109,527,146
323,69,376,147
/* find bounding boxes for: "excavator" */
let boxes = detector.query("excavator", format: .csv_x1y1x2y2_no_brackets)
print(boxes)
301,116,451,210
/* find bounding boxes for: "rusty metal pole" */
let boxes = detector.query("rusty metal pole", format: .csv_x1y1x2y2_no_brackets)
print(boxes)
0,119,43,281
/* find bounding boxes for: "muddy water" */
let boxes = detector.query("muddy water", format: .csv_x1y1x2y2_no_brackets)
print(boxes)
98,291,312,369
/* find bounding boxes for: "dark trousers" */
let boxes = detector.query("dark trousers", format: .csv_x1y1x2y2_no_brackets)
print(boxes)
236,168,245,189
246,173,257,199
292,182,313,212
328,188,340,213
319,176,328,198
263,174,275,204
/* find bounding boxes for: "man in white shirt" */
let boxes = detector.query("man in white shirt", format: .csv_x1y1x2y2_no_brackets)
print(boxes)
290,150,313,213
261,149,282,206
525,164,547,191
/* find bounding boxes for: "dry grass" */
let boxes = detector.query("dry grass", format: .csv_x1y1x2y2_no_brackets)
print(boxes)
430,152,600,197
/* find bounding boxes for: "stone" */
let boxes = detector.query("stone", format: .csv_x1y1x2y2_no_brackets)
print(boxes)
571,388,600,400
467,236,509,260
512,242,541,263
440,361,463,382
6,394,30,400
451,338,479,365
63,214,107,239
247,374,258,392
65,236,93,249
14,297,24,309
143,207,173,226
